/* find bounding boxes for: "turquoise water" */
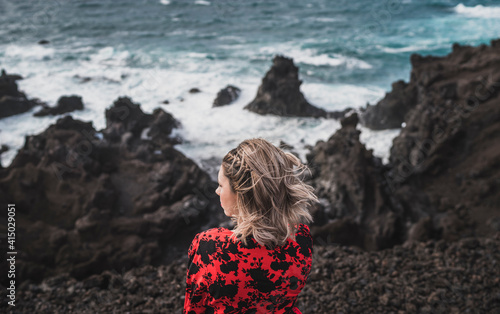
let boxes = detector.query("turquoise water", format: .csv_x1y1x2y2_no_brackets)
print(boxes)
1,0,499,168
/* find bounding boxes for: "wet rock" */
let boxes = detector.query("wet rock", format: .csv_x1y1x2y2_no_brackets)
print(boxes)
0,69,39,119
34,95,84,117
213,85,241,107
245,55,327,117
278,140,294,150
326,107,355,120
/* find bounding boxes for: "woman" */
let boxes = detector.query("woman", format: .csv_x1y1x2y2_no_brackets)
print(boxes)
184,138,317,313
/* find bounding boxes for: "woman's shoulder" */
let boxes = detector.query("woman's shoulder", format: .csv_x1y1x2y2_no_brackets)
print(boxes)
292,224,313,257
191,227,233,246
296,223,311,238
188,227,234,257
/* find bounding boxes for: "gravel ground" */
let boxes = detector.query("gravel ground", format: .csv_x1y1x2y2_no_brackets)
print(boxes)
3,234,499,313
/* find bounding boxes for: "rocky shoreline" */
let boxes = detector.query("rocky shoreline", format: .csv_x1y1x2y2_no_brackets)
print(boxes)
1,39,500,312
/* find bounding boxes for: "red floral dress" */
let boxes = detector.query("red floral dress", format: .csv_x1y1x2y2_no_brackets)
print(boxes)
184,224,313,314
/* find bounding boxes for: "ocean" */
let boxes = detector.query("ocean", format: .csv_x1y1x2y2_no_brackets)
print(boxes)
1,0,499,171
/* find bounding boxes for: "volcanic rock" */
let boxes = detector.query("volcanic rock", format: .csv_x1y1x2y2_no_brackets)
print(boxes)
385,39,500,240
34,95,84,117
213,85,241,107
360,80,417,129
245,56,327,117
307,113,405,250
0,69,39,119
0,97,222,286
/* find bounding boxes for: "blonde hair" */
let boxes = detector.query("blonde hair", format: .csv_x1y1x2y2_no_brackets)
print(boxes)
222,138,317,248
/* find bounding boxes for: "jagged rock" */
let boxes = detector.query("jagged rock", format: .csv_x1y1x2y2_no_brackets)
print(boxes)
0,69,39,119
326,107,355,120
213,85,241,107
102,97,181,158
360,80,417,129
245,56,327,117
0,69,22,97
0,97,222,286
0,96,39,119
34,95,84,117
340,111,359,128
307,113,404,250
278,140,294,150
385,39,500,239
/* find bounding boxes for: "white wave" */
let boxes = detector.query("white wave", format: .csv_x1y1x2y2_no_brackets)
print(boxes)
194,0,210,5
5,44,55,61
359,126,401,164
454,4,500,19
313,17,342,23
89,47,131,67
159,0,170,5
0,43,385,170
258,46,372,69
378,44,429,54
186,52,209,59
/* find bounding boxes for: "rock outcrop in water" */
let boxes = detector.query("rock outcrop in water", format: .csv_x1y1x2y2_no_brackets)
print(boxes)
0,69,41,119
34,95,85,117
213,85,241,107
0,97,223,285
245,56,327,118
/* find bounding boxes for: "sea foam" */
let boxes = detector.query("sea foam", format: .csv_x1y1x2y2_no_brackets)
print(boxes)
454,4,500,19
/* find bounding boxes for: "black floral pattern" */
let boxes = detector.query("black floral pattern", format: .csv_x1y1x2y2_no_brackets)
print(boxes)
184,224,313,313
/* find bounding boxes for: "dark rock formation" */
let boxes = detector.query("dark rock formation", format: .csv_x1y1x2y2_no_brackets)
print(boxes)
360,80,417,129
0,69,40,119
245,56,327,118
309,40,500,250
0,97,222,286
385,39,500,240
213,85,241,107
361,39,500,132
307,113,405,250
189,88,201,94
34,95,84,117
326,107,355,120
38,39,50,45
